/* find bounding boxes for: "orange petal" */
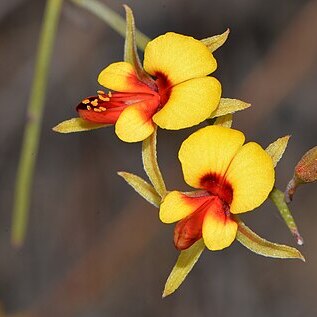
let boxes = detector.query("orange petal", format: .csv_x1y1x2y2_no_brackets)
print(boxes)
178,126,245,189
159,191,211,224
153,77,221,130
144,32,217,86
115,100,157,143
202,197,238,251
225,142,275,214
98,62,153,93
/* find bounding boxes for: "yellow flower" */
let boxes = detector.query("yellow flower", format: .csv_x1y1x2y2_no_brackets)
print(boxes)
159,125,275,251
76,32,221,142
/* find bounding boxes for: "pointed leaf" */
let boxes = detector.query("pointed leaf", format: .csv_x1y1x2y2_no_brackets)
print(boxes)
118,171,161,207
236,219,305,261
265,136,290,167
214,113,233,128
163,239,205,298
210,98,251,118
201,29,230,52
142,127,167,198
269,187,303,245
123,5,152,84
52,118,109,133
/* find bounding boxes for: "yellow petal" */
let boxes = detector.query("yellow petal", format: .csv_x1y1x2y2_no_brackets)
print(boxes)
179,126,245,189
144,32,217,86
153,77,221,130
98,62,152,93
202,198,238,251
226,142,275,214
52,118,109,133
115,101,156,143
159,191,210,224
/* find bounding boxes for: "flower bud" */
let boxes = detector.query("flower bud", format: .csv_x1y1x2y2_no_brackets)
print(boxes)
285,146,317,202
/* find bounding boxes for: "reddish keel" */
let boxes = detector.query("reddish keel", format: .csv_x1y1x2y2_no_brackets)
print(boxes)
174,174,235,251
76,91,160,124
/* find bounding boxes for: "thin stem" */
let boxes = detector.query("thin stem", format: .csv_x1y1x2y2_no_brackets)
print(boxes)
142,127,167,198
269,187,303,245
69,0,150,51
11,0,63,247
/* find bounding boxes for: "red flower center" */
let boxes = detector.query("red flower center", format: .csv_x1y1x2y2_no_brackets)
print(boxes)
174,174,234,250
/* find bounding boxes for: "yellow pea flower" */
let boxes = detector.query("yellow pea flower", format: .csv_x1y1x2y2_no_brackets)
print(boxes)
159,125,275,251
76,32,221,142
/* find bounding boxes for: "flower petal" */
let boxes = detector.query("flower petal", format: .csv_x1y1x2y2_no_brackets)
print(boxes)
115,100,156,142
98,62,152,93
144,32,217,86
179,126,245,189
153,77,221,130
202,197,238,251
78,107,122,124
159,191,211,224
225,142,275,214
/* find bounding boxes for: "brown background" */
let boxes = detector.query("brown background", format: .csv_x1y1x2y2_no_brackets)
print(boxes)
0,0,317,316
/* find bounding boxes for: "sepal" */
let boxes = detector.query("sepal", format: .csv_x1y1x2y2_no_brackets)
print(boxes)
210,98,251,118
236,218,305,261
214,113,233,127
201,29,230,53
52,118,109,133
265,135,290,167
162,239,205,298
118,171,161,207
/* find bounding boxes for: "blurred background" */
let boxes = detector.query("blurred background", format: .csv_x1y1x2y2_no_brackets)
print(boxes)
1,0,317,316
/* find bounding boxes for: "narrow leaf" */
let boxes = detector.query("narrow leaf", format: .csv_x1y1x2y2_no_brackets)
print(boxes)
142,127,167,198
201,29,230,52
214,114,233,128
118,171,161,207
265,135,290,167
236,219,305,261
123,5,143,74
53,118,109,133
210,98,251,118
269,187,303,245
163,239,205,298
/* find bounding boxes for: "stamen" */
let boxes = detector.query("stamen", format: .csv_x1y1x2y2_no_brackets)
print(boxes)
99,95,110,102
91,99,99,107
108,91,112,97
93,108,102,112
97,90,105,95
82,99,90,104
87,105,91,111
99,107,107,111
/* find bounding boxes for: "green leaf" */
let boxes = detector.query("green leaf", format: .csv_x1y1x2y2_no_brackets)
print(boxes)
210,98,251,118
142,127,167,198
117,171,161,207
52,118,109,133
236,219,305,261
269,187,303,245
163,239,205,298
201,29,230,52
265,136,290,167
214,113,233,128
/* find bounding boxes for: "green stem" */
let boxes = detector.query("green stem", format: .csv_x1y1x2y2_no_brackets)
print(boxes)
269,187,303,245
142,127,167,198
11,0,63,247
69,0,150,51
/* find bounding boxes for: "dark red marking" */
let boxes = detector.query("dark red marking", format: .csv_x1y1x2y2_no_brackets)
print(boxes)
200,173,233,205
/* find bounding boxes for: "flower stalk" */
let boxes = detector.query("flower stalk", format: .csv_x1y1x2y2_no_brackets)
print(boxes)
11,0,63,247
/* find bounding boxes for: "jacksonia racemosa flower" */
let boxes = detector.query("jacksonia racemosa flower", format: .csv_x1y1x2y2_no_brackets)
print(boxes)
159,125,275,251
75,32,221,142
